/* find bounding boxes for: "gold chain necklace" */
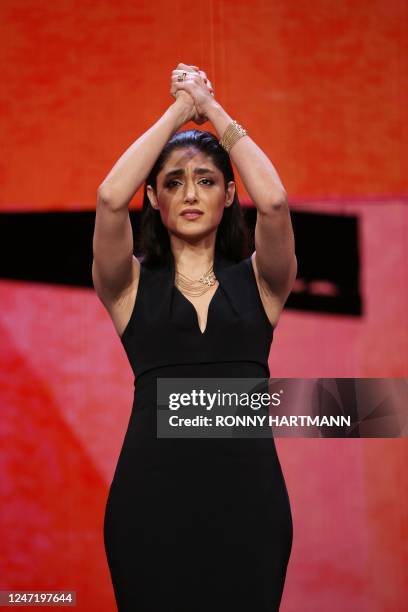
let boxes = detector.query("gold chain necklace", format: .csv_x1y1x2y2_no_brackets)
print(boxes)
175,263,218,297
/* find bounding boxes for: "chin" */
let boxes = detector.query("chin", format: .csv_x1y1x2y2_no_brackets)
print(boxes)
172,224,216,241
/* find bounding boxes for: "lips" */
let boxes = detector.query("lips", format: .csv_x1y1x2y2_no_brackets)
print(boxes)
180,208,204,216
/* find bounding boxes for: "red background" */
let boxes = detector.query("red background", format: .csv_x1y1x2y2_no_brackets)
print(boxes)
1,1,407,610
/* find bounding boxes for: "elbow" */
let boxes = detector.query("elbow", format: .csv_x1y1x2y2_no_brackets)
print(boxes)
97,183,117,205
97,183,128,211
257,191,288,215
271,190,288,210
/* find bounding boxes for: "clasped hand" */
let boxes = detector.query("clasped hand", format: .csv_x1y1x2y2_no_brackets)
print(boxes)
170,62,215,125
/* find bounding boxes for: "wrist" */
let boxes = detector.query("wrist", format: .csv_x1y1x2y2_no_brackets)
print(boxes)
202,100,234,140
169,98,192,130
202,99,223,119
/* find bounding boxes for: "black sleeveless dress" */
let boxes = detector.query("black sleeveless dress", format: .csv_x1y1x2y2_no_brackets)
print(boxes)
104,251,293,612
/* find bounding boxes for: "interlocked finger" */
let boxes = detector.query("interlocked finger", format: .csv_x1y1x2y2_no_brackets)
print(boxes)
206,77,214,94
176,62,199,71
173,70,201,81
170,65,214,101
172,70,213,90
195,69,214,95
171,73,212,99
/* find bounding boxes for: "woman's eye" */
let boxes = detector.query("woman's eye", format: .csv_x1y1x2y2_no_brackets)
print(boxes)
165,179,214,188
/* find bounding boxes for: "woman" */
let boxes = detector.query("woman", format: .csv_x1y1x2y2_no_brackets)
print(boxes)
93,63,297,612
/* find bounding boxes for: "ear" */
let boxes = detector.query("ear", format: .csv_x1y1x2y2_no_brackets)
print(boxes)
146,185,159,209
225,181,236,207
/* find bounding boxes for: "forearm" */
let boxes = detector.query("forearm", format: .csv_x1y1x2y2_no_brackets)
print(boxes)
98,101,188,209
205,101,287,212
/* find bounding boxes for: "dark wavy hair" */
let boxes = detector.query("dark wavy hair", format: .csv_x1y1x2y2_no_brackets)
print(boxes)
136,129,250,268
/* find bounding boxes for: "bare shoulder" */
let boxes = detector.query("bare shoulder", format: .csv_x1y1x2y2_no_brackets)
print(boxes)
249,251,287,329
97,255,142,339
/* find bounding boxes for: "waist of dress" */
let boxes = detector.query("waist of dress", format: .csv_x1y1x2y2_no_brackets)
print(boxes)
123,361,280,462
133,360,271,393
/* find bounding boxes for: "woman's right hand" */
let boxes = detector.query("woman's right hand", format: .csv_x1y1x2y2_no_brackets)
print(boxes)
170,63,214,125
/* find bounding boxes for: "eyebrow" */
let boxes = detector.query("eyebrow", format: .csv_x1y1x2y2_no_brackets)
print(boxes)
163,167,216,179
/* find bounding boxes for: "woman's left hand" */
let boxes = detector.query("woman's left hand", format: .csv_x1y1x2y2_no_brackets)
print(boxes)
171,64,215,122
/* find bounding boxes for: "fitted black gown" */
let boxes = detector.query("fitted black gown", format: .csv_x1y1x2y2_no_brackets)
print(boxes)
104,251,293,612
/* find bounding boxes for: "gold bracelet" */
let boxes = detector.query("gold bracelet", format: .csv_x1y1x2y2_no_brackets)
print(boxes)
219,119,247,153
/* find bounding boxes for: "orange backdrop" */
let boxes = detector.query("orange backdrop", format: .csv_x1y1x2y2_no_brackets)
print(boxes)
1,1,407,610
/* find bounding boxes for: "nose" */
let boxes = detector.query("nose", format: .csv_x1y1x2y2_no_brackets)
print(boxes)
183,178,198,202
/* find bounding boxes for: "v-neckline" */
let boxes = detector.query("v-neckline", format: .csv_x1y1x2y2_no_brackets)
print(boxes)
174,283,221,335
169,251,230,336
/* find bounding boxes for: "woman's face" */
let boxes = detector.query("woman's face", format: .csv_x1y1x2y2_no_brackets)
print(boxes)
147,147,235,243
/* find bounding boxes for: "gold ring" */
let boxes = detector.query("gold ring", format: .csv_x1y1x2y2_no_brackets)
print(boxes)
177,71,187,82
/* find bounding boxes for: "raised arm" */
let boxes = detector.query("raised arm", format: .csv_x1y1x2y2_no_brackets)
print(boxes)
206,102,297,304
92,93,195,308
